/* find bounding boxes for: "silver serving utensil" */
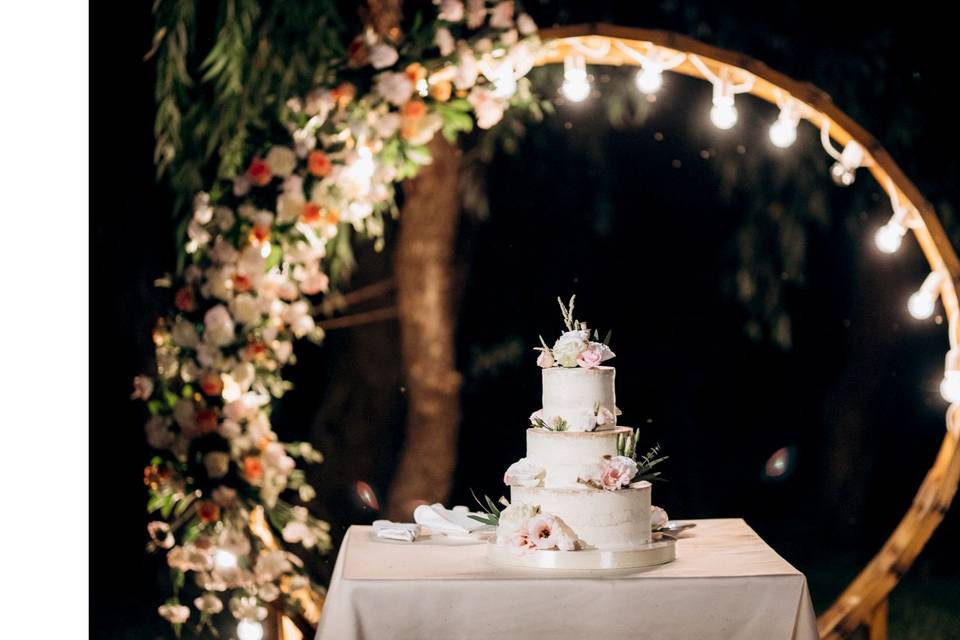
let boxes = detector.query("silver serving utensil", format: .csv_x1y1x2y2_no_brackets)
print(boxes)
653,521,697,540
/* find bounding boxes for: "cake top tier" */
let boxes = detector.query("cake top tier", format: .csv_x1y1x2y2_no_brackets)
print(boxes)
534,295,615,370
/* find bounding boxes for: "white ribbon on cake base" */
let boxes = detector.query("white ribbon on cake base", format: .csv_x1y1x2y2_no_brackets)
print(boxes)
487,538,676,570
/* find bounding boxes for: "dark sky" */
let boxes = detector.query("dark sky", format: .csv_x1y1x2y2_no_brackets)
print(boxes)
91,1,960,638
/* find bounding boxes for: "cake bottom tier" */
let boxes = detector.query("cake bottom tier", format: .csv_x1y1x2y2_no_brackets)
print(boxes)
511,482,652,550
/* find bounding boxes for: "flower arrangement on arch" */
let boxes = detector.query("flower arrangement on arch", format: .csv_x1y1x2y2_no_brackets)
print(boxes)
138,0,547,634
535,295,615,369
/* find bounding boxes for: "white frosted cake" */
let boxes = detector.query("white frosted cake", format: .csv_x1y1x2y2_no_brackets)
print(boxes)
487,297,672,567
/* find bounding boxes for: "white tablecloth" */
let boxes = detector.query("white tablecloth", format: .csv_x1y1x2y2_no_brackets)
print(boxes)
316,518,818,640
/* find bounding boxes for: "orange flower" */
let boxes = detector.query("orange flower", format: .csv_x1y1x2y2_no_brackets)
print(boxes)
402,100,427,121
197,500,221,524
174,286,195,312
199,372,223,397
430,81,452,102
243,341,267,362
250,226,270,244
331,82,355,107
195,408,219,435
307,150,332,177
243,456,264,482
405,63,426,85
301,202,322,225
325,209,340,225
247,159,272,186
233,273,253,293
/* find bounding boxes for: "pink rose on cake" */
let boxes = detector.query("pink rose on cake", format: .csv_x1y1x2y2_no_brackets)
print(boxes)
575,342,616,369
650,506,669,530
599,456,638,491
527,514,578,551
497,501,541,553
503,458,545,487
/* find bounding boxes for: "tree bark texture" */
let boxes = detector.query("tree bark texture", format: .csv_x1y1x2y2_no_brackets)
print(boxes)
387,135,464,519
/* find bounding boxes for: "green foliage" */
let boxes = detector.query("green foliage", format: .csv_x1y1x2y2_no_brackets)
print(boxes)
468,489,502,525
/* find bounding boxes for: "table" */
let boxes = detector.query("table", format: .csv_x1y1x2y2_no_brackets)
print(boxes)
316,518,819,640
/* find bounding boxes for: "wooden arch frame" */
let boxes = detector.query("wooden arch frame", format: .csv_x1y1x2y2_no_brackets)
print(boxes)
532,23,960,639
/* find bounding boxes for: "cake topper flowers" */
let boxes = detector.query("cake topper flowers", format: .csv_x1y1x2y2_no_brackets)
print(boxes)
535,295,615,369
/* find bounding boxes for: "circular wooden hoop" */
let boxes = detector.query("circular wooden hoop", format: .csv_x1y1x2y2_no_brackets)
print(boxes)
534,24,960,639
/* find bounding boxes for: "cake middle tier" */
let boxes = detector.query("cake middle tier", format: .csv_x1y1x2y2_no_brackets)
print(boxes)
511,482,652,550
527,426,632,487
541,366,617,430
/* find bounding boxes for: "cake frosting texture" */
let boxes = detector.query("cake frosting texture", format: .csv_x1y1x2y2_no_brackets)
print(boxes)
541,366,616,431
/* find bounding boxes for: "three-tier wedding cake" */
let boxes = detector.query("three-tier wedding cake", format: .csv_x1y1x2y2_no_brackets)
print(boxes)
486,297,675,569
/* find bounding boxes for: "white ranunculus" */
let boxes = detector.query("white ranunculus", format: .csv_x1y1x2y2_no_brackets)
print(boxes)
503,458,546,487
562,408,597,432
204,451,230,478
230,294,260,326
375,71,414,107
283,300,316,338
437,0,464,21
218,419,242,440
467,86,505,129
265,146,297,178
259,582,281,602
435,27,455,56
551,329,589,367
516,12,536,35
497,501,539,539
454,48,479,90
158,603,190,625
276,192,305,225
194,593,223,615
274,340,293,364
204,305,236,347
369,42,399,69
254,549,292,583
171,319,199,349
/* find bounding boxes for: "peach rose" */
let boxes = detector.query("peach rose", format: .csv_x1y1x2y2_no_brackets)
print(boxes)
307,151,332,177
536,350,554,368
247,158,272,186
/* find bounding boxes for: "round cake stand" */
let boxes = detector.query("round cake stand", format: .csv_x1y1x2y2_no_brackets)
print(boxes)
487,539,676,570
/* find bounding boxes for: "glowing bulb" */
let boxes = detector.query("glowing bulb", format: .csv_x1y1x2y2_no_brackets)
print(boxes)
237,620,264,640
874,222,905,254
635,66,663,94
769,104,800,148
213,549,238,570
561,54,590,102
829,140,865,186
710,98,737,130
908,291,936,319
942,350,960,403
259,241,272,258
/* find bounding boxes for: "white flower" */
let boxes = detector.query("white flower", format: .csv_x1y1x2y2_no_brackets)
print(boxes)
265,146,298,178
218,419,242,440
187,220,211,247
373,111,402,138
167,544,212,572
193,192,213,224
466,0,485,28
536,350,554,368
454,48,479,90
218,527,252,558
230,294,261,326
403,113,444,145
596,406,616,427
259,582,281,602
282,300,315,338
436,0,464,21
274,340,293,364
204,305,236,347
503,458,545,487
551,329,588,367
651,505,669,530
516,12,536,35
131,375,154,400
527,513,578,550
214,206,236,231
375,71,415,107
435,27,455,56
276,192,305,225
158,603,190,625
145,415,175,449
148,521,175,549
497,501,539,539
467,86,505,129
204,451,230,478
490,1,514,29
562,408,597,432
254,549,292,583
369,42,399,69
230,595,268,622
194,593,224,615
210,237,239,264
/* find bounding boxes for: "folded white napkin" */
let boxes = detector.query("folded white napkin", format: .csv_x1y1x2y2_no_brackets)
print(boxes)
372,520,421,542
413,503,489,536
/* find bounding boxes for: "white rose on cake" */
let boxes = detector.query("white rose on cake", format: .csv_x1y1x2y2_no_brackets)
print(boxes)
650,506,669,530
551,329,589,367
527,513,579,551
496,501,540,541
503,458,545,487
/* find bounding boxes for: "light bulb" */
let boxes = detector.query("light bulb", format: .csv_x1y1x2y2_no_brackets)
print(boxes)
830,161,855,186
710,99,737,130
237,620,264,640
561,54,590,102
214,548,238,570
635,66,663,94
908,291,936,319
829,140,864,186
769,104,800,148
874,222,905,254
942,350,960,403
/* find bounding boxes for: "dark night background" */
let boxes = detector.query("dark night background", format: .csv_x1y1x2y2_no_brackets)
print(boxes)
92,1,960,638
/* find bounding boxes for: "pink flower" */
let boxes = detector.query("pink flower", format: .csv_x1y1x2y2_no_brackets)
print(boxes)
507,531,535,555
490,1,514,29
527,514,560,549
536,350,554,368
131,375,154,400
576,347,603,369
598,456,639,491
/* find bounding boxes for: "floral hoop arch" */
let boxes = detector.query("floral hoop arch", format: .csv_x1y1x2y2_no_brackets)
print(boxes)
139,5,959,639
